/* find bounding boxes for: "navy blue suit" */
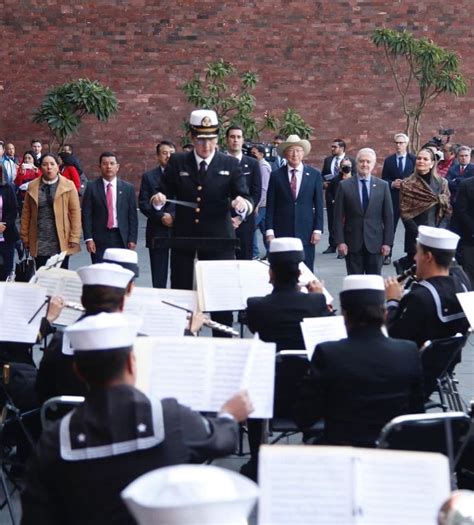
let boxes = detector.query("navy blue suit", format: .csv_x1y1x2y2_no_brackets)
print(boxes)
138,166,175,288
82,177,138,263
381,153,416,230
447,163,474,204
266,164,324,270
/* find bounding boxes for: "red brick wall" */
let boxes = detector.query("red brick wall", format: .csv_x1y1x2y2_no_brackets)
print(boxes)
1,0,472,187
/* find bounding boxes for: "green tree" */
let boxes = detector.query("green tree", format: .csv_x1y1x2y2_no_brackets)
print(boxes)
181,59,311,145
372,29,467,152
33,79,118,150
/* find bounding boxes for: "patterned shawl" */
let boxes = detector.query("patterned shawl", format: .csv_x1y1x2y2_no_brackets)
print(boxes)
399,173,452,224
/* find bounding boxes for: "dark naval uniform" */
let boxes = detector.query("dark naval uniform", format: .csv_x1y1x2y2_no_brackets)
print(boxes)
21,385,238,525
161,150,252,290
387,275,470,348
294,327,425,446
247,285,330,351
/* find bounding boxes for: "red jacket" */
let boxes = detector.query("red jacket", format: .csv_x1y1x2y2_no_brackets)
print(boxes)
14,165,40,200
61,165,81,192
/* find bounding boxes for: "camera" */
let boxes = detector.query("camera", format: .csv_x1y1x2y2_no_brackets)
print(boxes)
439,128,455,136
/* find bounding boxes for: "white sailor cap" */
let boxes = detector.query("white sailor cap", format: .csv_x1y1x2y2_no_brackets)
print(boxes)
103,248,139,277
77,263,134,289
189,109,219,138
268,237,304,265
340,274,385,309
121,464,259,525
417,225,459,251
64,312,139,353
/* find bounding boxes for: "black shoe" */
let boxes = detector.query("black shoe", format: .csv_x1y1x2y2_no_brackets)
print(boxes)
337,253,345,259
383,255,391,265
393,259,402,275
239,460,258,482
322,246,336,254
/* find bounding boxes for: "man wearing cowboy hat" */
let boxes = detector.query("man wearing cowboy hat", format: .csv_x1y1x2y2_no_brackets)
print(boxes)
265,134,324,270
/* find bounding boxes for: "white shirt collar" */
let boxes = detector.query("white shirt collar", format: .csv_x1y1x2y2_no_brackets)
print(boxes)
102,177,117,188
194,150,216,167
287,163,303,174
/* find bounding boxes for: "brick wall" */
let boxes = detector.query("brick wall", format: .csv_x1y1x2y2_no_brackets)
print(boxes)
0,0,472,186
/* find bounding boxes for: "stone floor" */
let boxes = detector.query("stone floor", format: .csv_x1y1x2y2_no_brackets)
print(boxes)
1,213,472,524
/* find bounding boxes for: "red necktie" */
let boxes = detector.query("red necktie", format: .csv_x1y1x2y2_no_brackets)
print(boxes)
290,169,297,200
106,183,114,229
460,165,465,175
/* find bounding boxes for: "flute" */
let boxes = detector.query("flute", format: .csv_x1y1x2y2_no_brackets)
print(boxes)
161,301,240,337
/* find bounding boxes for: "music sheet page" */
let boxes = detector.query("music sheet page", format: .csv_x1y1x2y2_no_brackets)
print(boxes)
196,261,245,311
456,291,474,329
301,316,347,359
239,261,273,303
0,283,47,343
258,446,355,525
354,449,450,525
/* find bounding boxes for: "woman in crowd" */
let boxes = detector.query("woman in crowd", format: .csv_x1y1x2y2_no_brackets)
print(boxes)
14,150,41,210
399,147,451,268
0,166,19,280
20,153,81,269
58,151,81,192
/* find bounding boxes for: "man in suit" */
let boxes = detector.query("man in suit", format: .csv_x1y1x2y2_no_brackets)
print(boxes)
447,145,474,204
82,152,138,263
294,274,424,447
243,237,331,480
270,134,286,171
138,141,176,288
455,176,474,286
266,134,324,270
381,133,416,265
22,312,253,525
334,147,394,275
321,139,355,254
225,125,261,260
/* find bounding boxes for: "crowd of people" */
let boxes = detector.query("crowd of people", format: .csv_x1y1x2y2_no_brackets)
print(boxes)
0,109,472,523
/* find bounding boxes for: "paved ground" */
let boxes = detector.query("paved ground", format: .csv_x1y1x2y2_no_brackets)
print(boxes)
2,214,473,523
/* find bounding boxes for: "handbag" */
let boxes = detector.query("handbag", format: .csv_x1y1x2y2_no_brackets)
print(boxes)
14,248,36,282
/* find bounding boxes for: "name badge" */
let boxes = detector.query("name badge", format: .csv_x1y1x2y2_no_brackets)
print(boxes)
218,170,230,176
179,171,190,177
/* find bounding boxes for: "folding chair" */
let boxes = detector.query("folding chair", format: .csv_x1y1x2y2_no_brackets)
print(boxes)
421,333,468,411
377,412,472,487
266,350,323,445
40,396,85,429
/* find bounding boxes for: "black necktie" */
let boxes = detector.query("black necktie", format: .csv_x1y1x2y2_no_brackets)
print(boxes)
361,179,369,211
398,156,404,176
198,160,207,183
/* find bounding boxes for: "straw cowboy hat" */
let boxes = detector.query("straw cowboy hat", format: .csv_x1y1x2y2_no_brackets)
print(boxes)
277,134,311,156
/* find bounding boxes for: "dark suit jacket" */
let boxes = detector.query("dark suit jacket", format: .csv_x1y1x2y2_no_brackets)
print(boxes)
81,177,138,247
0,182,19,243
294,327,425,446
247,284,330,351
321,155,356,180
381,153,416,216
447,163,474,202
333,175,394,253
161,151,251,239
266,164,324,243
455,176,474,246
138,166,175,248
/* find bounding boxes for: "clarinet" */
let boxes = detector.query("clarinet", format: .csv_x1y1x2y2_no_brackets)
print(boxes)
396,264,417,283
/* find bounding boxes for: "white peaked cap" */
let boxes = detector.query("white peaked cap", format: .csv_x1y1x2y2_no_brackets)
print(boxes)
269,237,304,253
103,248,138,265
103,249,139,277
121,464,259,525
64,312,139,353
189,109,219,138
342,274,385,292
77,263,134,289
417,225,459,251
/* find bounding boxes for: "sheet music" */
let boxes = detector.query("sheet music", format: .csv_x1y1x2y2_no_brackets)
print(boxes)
456,291,474,329
300,316,347,359
196,261,245,311
239,261,273,304
355,449,450,525
0,283,47,343
258,446,354,525
32,267,83,325
298,263,334,304
134,336,275,418
124,288,188,336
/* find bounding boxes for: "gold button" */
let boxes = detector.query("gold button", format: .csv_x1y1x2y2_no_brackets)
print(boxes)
194,219,199,224
196,208,200,213
196,197,201,202
197,186,202,191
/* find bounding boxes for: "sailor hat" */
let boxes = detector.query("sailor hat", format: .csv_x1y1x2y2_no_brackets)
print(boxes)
268,237,304,265
417,225,459,251
77,263,134,289
103,248,139,277
340,274,385,309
